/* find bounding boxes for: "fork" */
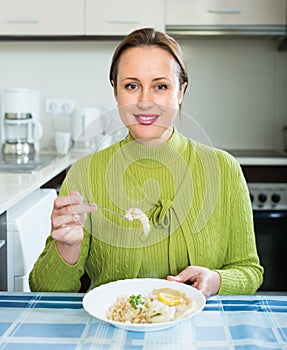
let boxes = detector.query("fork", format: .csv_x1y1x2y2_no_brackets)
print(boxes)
84,203,129,220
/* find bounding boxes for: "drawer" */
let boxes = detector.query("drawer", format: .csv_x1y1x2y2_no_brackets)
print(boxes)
0,0,84,35
166,0,287,26
86,0,165,35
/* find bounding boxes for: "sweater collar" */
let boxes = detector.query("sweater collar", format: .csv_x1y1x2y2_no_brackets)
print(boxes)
120,129,189,166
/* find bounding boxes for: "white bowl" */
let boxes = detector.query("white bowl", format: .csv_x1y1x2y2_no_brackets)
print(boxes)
83,278,205,332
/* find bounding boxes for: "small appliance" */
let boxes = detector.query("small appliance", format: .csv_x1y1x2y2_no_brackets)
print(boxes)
72,106,111,152
1,88,43,155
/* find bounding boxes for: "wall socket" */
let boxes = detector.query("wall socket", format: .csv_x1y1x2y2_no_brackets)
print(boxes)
46,98,75,115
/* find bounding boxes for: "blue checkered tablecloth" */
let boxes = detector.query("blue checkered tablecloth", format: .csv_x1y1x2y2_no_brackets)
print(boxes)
0,292,286,350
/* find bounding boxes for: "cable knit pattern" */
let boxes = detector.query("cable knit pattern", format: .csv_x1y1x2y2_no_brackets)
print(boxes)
29,131,263,294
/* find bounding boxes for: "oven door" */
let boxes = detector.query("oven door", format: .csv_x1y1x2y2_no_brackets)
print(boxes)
254,210,287,292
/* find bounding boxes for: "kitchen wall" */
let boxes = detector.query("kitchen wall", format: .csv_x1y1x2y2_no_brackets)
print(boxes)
0,37,286,151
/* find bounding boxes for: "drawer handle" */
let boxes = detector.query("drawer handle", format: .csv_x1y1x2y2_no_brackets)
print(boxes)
107,18,139,24
0,240,5,249
208,8,241,14
8,19,39,24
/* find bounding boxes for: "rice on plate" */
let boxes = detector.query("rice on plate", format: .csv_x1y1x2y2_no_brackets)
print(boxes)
107,287,197,324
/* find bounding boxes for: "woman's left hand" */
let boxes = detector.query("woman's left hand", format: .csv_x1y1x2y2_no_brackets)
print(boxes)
167,266,221,298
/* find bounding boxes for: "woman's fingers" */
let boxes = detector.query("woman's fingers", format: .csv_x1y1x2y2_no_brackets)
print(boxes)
53,191,83,210
51,204,96,227
167,266,220,298
51,213,81,229
52,223,84,244
50,191,98,247
167,266,200,283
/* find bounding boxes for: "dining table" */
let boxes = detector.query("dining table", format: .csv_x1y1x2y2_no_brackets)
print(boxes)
0,292,286,350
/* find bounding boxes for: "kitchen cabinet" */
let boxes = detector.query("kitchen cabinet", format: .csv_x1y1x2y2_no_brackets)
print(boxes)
85,0,165,36
166,0,286,26
0,0,84,35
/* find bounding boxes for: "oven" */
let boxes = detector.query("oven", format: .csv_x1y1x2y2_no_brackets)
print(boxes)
248,182,287,292
243,164,287,293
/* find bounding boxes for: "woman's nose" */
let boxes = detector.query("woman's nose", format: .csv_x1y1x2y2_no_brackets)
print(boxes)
137,101,154,110
137,89,154,109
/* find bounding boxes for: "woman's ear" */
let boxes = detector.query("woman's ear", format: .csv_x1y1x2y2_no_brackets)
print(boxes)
178,82,187,105
111,80,118,101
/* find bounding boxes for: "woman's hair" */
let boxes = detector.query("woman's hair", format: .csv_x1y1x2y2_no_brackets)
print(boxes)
109,27,188,94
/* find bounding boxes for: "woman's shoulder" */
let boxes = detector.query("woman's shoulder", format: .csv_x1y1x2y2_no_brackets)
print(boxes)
71,140,123,167
189,139,239,167
62,141,124,193
185,139,242,182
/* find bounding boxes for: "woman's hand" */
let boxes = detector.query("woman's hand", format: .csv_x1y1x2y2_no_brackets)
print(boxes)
167,266,221,298
50,191,97,265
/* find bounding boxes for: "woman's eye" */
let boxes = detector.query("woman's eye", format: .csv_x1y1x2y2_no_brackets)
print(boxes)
125,83,138,90
155,84,167,91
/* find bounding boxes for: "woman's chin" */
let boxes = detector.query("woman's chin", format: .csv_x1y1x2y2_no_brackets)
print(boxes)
129,125,172,145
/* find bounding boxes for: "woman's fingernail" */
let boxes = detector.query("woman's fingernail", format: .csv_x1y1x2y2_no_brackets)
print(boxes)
74,214,80,222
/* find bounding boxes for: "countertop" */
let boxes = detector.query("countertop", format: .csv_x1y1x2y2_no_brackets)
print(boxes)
0,149,286,215
0,292,286,349
0,153,77,215
235,156,287,166
225,149,287,166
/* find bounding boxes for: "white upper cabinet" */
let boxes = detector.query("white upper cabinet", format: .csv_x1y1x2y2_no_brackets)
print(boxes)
166,0,287,26
85,0,165,35
0,0,84,35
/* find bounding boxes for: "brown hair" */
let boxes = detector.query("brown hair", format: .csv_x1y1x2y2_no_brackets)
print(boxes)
109,27,188,93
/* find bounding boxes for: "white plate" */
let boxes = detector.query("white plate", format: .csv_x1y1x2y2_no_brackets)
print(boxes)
83,278,206,332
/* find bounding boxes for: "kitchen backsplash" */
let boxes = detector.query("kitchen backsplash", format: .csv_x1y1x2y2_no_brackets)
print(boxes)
0,37,286,151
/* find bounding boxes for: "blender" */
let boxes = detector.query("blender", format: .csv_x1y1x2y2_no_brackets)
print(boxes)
1,88,43,156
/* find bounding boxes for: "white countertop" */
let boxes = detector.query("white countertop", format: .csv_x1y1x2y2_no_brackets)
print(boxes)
236,157,287,166
0,153,77,214
0,152,286,215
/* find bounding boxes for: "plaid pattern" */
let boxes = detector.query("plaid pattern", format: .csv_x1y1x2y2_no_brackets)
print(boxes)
0,293,286,350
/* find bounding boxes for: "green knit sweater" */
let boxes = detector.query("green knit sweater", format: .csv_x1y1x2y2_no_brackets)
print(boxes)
29,131,263,294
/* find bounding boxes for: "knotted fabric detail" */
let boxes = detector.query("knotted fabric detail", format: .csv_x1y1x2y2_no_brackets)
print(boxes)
151,199,174,228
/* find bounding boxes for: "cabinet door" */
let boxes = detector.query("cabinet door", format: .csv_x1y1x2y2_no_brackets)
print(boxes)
0,0,84,35
166,0,286,25
86,0,165,35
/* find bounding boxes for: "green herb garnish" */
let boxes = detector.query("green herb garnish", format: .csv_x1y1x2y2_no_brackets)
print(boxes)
129,294,144,309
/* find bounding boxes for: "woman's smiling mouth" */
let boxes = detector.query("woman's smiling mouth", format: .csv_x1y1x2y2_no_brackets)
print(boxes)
134,114,159,125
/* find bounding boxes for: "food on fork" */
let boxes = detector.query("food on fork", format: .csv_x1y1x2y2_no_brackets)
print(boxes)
87,204,150,235
124,208,150,236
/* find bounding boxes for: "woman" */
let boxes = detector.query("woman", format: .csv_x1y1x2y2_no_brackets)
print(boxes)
29,28,263,297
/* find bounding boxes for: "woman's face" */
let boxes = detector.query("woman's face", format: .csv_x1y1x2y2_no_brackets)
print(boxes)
113,46,186,144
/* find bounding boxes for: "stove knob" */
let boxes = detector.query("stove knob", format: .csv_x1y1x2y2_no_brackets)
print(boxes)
258,193,267,203
249,193,254,203
271,194,280,203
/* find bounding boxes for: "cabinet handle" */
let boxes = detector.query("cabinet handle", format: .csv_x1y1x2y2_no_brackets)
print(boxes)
8,19,39,24
0,240,5,249
107,18,139,24
208,9,241,14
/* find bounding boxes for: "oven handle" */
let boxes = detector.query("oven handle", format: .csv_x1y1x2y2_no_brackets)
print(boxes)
253,210,287,219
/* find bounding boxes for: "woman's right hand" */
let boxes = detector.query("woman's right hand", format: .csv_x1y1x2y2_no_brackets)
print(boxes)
50,190,97,265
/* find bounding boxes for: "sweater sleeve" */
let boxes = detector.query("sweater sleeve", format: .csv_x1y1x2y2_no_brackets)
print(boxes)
29,159,92,292
215,157,264,294
29,230,90,292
